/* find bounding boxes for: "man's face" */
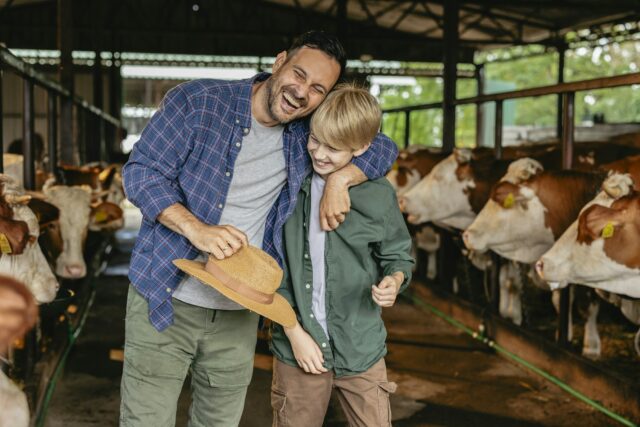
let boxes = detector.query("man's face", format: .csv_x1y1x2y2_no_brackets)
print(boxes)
265,47,341,124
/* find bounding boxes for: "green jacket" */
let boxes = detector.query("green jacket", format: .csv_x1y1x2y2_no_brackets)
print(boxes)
270,175,414,377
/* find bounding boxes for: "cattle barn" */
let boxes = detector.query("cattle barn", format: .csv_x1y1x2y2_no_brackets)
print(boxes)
1,1,640,426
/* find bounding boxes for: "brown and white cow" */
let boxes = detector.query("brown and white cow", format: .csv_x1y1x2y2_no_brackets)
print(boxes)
33,179,124,279
0,176,59,303
537,173,640,298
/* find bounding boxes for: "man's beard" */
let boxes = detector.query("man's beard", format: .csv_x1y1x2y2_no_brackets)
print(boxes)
264,77,306,125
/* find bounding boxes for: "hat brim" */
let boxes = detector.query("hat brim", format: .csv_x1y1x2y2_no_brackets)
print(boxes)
173,259,296,328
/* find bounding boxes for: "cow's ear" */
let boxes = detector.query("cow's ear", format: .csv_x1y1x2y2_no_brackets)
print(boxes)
602,173,634,200
578,204,621,243
453,148,472,165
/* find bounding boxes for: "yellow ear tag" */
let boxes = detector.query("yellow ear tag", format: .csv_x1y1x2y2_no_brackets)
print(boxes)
391,162,399,171
601,222,615,239
503,193,515,209
0,233,12,254
94,211,108,223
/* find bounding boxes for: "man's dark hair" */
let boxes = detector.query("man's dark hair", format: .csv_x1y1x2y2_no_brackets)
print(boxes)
287,31,347,81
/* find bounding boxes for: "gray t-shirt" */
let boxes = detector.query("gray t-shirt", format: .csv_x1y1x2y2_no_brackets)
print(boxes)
173,117,286,309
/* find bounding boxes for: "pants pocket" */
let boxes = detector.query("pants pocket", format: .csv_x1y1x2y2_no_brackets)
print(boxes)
376,381,397,426
271,388,287,427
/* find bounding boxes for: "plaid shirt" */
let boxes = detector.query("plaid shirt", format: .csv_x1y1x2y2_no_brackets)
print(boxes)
122,73,398,331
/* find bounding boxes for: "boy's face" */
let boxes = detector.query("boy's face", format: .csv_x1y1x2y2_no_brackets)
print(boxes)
307,133,369,178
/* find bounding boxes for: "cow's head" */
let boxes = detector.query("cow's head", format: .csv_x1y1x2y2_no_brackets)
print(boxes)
42,181,93,279
399,150,477,229
0,175,59,302
463,158,555,263
537,173,640,298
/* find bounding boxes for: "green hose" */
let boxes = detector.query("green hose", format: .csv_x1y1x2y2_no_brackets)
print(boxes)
409,294,638,427
34,285,97,427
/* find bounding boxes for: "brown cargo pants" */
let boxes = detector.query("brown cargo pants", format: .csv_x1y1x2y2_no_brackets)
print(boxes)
271,358,397,427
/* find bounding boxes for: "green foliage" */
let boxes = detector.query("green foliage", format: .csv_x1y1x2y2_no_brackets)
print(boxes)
378,40,640,149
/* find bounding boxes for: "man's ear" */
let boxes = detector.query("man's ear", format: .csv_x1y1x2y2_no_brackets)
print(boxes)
353,143,372,157
272,51,288,73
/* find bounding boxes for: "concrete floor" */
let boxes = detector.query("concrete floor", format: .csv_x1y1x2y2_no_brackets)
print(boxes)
43,251,617,427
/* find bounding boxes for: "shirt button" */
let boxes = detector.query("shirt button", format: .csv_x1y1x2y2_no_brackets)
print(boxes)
236,142,241,148
310,313,314,318
225,171,231,177
218,204,223,209
304,253,309,259
235,119,240,124
165,287,171,293
243,128,249,135
321,343,327,348
305,283,311,289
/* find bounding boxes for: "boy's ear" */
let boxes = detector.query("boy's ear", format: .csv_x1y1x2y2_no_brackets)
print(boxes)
353,143,372,157
272,51,287,73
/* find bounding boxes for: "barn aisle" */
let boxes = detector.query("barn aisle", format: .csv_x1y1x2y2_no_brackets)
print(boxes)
42,259,615,427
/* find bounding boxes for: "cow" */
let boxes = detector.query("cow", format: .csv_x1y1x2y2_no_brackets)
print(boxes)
463,159,640,357
537,173,640,298
0,176,59,303
29,178,124,279
387,148,449,197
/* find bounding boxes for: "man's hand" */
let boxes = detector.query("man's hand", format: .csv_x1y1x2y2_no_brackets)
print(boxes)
157,203,248,259
320,164,367,231
284,322,328,375
187,223,248,260
372,272,404,307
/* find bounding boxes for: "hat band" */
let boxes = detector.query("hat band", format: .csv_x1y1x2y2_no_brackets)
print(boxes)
205,261,274,305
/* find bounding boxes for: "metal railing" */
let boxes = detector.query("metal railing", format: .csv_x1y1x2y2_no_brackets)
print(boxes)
0,46,122,190
384,71,640,347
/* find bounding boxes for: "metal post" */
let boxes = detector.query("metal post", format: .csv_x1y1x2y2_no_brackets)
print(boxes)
337,0,347,51
557,91,575,346
475,63,485,147
404,110,411,149
489,99,504,314
58,0,75,165
556,43,567,139
47,91,58,177
0,66,4,173
108,59,122,121
494,100,503,160
23,80,35,190
442,0,459,153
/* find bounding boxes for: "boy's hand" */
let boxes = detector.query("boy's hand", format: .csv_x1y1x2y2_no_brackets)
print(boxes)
372,272,404,307
320,174,351,231
284,322,328,375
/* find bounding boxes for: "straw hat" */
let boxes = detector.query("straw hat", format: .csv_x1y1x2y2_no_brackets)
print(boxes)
173,245,295,327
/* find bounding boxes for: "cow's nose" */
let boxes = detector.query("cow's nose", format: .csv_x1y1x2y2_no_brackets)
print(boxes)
535,259,544,278
66,264,85,278
462,230,473,249
398,197,407,212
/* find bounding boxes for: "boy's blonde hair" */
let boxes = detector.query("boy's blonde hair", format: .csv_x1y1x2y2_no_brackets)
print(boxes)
310,83,381,151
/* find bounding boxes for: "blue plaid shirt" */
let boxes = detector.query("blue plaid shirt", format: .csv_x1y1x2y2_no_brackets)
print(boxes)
122,73,398,331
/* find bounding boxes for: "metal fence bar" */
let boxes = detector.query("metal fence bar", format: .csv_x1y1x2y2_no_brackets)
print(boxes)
557,91,575,346
404,110,411,149
47,91,58,177
22,79,35,190
0,66,4,173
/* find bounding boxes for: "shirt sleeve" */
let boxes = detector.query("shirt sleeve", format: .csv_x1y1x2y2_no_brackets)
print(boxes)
276,261,297,310
122,84,196,222
351,132,399,180
374,189,415,293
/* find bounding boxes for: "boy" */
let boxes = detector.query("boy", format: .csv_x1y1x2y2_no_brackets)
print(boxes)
270,84,414,427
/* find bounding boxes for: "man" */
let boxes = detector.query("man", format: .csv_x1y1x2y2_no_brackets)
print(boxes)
120,31,398,427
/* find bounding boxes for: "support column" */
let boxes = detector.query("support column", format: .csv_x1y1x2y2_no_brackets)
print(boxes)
557,91,575,347
404,110,411,149
490,99,504,314
0,66,4,173
58,0,76,165
475,63,485,147
337,0,348,52
47,91,58,177
556,43,567,139
23,80,35,190
442,0,459,153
